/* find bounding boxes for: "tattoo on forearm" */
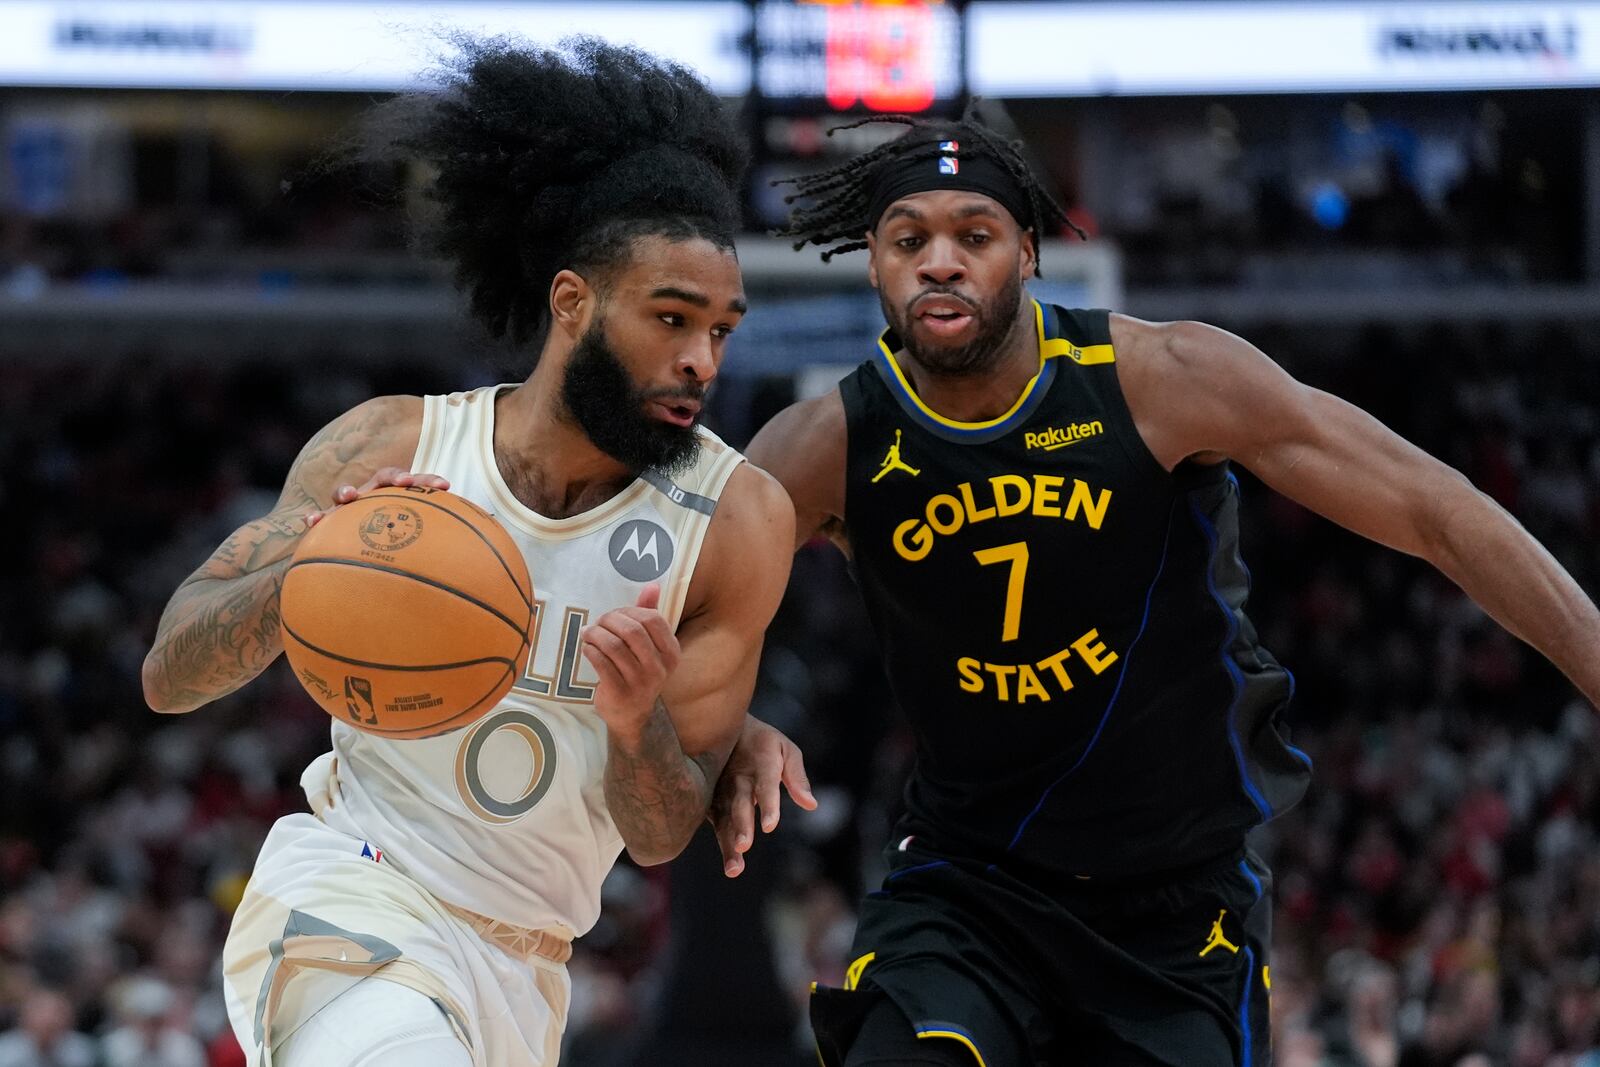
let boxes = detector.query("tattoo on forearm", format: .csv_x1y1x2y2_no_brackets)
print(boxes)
604,702,715,862
144,398,396,711
145,563,289,710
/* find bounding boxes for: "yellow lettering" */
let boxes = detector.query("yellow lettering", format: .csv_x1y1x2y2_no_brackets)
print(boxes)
1037,647,1075,692
925,495,964,536
893,519,933,562
973,541,1030,642
956,657,983,692
1064,480,1112,530
1086,419,1104,437
991,475,1031,517
984,662,1017,702
1023,432,1040,449
958,481,997,523
1015,664,1050,703
1032,475,1064,517
1072,628,1119,674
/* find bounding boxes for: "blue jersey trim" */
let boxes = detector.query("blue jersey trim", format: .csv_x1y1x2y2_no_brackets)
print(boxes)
1006,499,1178,852
1240,945,1257,1067
1239,859,1263,902
1189,494,1273,822
885,860,951,883
1282,668,1314,769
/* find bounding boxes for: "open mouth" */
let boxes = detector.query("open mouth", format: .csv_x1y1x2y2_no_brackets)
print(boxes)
913,294,977,338
649,399,701,428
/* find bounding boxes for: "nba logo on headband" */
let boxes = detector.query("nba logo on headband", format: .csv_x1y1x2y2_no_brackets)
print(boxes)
938,141,959,152
938,157,959,175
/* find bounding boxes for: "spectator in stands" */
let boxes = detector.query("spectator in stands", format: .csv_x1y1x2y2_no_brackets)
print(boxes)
0,988,96,1067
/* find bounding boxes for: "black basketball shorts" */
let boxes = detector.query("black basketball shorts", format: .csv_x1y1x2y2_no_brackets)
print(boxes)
810,844,1273,1067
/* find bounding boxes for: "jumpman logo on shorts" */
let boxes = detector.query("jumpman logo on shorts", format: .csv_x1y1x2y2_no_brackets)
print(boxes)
1199,909,1240,957
873,429,921,483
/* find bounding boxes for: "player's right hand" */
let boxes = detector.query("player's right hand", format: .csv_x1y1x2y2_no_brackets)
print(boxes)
305,468,450,527
710,717,817,877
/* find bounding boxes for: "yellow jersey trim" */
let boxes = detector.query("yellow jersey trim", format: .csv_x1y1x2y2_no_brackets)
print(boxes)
916,1029,988,1067
877,301,1052,432
875,302,1115,436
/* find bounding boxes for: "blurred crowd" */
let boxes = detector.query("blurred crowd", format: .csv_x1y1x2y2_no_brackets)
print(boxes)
0,320,1595,1067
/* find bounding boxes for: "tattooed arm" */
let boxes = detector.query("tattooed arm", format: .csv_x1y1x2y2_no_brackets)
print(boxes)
141,395,427,713
582,464,795,865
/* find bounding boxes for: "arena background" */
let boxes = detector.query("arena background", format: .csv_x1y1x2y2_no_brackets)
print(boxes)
1,2,1597,1065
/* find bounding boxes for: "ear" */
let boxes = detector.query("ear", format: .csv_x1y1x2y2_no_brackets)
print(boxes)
865,229,880,290
548,269,594,340
1019,228,1038,282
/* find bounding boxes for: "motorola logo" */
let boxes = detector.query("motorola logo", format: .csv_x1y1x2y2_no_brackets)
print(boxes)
608,519,674,582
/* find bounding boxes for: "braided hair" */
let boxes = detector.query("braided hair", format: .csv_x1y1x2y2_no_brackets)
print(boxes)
775,105,1081,265
371,37,748,346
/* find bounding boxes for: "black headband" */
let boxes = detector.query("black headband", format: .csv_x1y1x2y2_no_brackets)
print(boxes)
865,133,1033,234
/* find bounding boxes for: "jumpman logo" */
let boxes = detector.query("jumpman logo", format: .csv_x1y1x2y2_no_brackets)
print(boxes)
1199,910,1240,957
873,429,921,483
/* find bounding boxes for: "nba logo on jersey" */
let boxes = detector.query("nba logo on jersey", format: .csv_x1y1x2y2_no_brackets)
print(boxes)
939,157,959,175
359,842,383,863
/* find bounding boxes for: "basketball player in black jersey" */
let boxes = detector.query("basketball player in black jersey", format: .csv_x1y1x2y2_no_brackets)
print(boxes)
705,114,1600,1066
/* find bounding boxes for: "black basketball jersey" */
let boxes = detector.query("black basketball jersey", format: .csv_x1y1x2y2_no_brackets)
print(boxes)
840,301,1313,882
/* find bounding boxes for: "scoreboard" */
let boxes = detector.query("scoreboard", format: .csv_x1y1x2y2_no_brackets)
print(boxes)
756,0,963,114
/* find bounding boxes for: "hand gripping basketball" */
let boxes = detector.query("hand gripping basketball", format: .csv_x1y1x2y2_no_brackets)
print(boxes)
579,584,681,740
306,467,451,527
281,480,535,738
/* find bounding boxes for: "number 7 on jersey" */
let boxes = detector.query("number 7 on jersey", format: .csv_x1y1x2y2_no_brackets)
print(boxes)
974,541,1029,642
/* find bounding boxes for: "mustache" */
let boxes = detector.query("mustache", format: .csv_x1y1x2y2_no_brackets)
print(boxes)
640,383,708,404
907,288,980,316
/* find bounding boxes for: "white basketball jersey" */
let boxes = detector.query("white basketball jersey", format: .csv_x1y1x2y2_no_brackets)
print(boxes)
314,384,745,937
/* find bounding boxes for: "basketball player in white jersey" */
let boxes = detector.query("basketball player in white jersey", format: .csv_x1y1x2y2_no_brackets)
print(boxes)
140,41,793,1066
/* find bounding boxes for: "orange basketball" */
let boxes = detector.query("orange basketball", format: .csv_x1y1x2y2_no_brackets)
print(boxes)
281,486,533,739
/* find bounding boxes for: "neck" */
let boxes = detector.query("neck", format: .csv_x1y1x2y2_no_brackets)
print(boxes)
895,301,1038,423
492,354,636,519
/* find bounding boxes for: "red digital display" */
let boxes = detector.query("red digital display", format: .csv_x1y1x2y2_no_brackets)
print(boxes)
757,0,961,113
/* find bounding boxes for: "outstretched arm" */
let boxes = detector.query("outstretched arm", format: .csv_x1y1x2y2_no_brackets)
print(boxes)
1116,316,1600,707
583,464,795,866
141,396,430,713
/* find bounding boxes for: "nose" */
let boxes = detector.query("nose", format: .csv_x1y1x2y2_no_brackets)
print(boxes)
676,335,719,386
916,235,966,286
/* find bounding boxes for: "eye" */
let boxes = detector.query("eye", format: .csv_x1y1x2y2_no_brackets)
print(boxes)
965,232,991,246
658,313,685,328
712,325,735,339
895,235,924,250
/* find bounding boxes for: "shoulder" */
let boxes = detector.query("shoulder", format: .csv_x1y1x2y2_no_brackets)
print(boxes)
282,394,426,500
1110,313,1268,379
746,389,848,547
705,462,796,561
682,462,795,627
749,389,847,461
746,389,846,491
1108,314,1308,467
311,394,424,464
348,392,425,444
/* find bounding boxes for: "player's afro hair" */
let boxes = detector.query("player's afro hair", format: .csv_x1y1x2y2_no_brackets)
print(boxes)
376,37,748,345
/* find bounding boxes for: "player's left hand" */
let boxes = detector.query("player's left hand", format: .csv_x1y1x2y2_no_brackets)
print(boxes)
710,716,816,877
581,584,680,739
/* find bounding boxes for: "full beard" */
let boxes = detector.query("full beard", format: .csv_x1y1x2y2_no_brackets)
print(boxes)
560,320,704,477
885,269,1025,376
